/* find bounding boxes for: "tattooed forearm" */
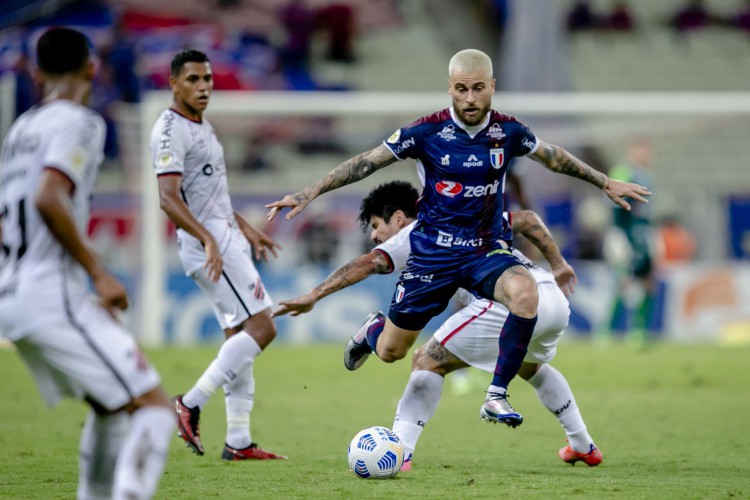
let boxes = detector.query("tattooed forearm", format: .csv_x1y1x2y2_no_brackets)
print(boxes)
314,252,390,299
512,210,564,267
315,145,398,196
535,144,608,189
315,261,359,296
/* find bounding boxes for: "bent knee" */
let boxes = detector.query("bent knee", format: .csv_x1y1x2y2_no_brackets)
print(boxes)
511,287,539,317
377,344,409,363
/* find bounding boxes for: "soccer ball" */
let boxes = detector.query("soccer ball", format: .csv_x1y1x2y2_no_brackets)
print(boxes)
347,426,404,479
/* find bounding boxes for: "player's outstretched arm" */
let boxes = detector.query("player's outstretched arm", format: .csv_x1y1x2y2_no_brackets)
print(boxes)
35,168,129,312
266,144,398,222
234,211,281,262
273,250,392,317
530,140,651,211
157,174,223,282
512,210,577,296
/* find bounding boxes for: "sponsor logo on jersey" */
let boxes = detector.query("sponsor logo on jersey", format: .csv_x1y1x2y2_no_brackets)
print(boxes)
435,180,463,197
490,148,504,169
436,231,483,247
419,274,434,283
202,163,214,176
464,179,499,198
435,179,500,198
437,231,453,247
387,129,401,144
391,137,415,156
463,154,483,167
522,137,536,151
438,231,482,248
488,123,506,140
395,284,405,303
441,154,450,166
437,124,456,141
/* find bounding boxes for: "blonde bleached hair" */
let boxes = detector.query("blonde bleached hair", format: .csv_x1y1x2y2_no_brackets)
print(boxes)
448,49,493,79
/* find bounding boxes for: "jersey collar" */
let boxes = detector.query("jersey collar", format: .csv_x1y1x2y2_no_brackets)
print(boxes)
449,107,490,139
169,107,202,124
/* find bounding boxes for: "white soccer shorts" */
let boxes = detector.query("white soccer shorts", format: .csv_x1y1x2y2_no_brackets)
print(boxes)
12,298,161,411
185,227,273,330
433,281,570,370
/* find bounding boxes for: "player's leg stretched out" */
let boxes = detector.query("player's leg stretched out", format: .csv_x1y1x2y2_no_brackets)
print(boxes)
344,312,421,370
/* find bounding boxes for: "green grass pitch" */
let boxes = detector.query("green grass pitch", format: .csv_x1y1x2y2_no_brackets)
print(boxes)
1,341,748,498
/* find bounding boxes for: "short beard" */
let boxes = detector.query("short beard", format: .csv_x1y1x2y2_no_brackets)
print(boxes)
454,105,488,126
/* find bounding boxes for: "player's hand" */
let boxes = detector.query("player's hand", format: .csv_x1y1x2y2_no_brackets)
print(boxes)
203,238,223,283
604,179,651,211
272,291,319,317
552,261,577,297
243,226,281,262
266,190,314,221
92,271,129,313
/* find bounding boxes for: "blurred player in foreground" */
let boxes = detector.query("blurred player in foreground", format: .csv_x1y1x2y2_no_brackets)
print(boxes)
0,27,174,498
267,48,649,428
274,181,602,469
150,49,285,460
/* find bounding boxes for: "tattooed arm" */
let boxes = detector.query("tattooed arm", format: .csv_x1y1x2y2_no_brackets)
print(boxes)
272,250,392,317
530,140,651,211
512,210,577,296
266,144,398,221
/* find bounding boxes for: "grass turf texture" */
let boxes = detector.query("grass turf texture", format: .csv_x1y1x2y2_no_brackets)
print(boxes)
1,342,748,499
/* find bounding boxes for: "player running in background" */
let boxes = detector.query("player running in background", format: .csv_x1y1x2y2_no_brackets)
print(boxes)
0,28,174,499
267,49,650,427
150,49,285,460
273,181,600,468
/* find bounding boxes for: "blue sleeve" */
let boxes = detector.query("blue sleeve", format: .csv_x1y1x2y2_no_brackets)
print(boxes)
513,121,539,157
382,126,419,160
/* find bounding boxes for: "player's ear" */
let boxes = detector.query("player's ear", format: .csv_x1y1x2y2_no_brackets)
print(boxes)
393,210,405,227
168,75,176,90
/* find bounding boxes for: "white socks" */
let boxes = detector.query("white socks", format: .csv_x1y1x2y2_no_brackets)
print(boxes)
112,406,174,500
224,363,255,449
392,370,444,457
77,411,129,500
77,406,174,500
183,333,262,410
527,364,594,453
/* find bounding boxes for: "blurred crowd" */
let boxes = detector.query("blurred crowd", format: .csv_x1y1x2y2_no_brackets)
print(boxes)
567,0,750,34
2,0,400,152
